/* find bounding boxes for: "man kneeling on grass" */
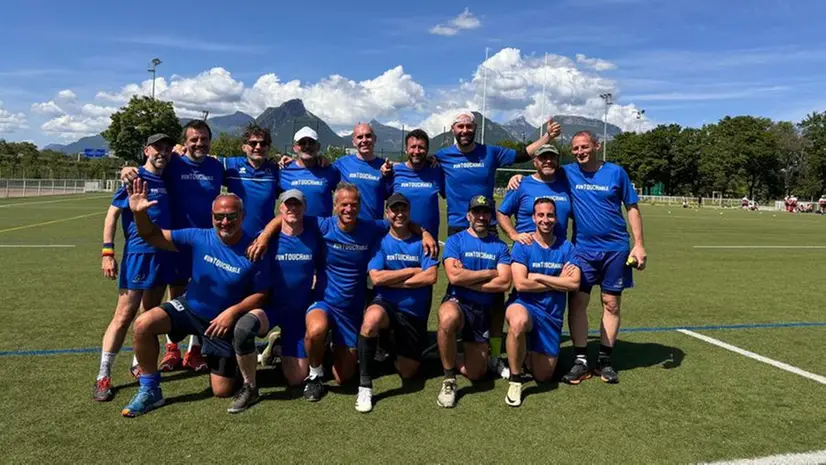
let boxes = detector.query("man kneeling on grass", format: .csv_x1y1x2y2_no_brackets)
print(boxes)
121,180,271,417
504,198,580,407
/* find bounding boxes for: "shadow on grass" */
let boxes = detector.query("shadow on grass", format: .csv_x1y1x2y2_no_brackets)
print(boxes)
112,369,205,396
164,387,214,406
555,335,686,381
456,378,496,404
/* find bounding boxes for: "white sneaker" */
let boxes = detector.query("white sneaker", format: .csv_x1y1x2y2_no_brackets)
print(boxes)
505,381,523,407
258,330,282,366
489,357,510,380
436,378,457,408
355,386,373,413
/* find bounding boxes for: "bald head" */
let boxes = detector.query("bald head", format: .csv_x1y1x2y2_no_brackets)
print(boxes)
212,193,244,213
352,123,376,159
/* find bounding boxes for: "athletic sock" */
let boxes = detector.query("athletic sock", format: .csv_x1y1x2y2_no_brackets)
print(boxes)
309,364,324,380
574,346,588,366
98,351,117,380
444,367,457,380
489,336,502,359
165,335,174,345
598,345,613,363
138,372,161,390
187,335,201,353
131,354,139,367
357,335,377,388
509,372,523,383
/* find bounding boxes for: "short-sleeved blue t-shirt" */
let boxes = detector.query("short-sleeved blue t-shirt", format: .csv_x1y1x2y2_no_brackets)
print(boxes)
170,229,270,320
443,230,511,306
164,154,224,229
511,239,578,321
498,174,572,239
435,144,517,229
333,155,391,220
368,233,439,320
563,162,639,251
221,156,279,235
111,167,172,254
267,221,323,315
279,163,340,217
313,216,389,312
391,163,444,236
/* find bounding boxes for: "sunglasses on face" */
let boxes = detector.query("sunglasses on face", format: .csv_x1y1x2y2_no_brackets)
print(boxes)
213,212,240,221
247,140,268,147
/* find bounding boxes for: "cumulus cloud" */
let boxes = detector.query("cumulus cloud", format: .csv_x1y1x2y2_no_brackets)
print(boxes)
429,8,481,36
576,54,617,71
31,100,65,116
0,101,28,134
41,114,109,139
56,89,77,101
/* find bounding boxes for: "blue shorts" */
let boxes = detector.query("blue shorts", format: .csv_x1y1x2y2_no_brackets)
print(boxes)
167,250,192,286
118,252,168,290
159,297,233,359
307,301,361,349
576,249,634,294
267,306,307,359
441,294,490,344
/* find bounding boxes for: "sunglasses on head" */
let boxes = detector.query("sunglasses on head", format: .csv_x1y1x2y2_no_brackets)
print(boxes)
247,140,268,147
213,212,240,221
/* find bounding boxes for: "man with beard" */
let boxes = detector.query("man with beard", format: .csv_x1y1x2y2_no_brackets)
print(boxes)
356,193,439,413
504,198,580,407
507,131,647,384
247,184,438,402
93,134,175,402
121,182,270,417
436,195,512,409
279,127,341,217
435,112,561,378
221,125,280,235
333,123,393,220
390,129,445,236
497,144,572,244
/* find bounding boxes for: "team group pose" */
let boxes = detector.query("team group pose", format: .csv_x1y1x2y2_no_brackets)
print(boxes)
95,111,646,416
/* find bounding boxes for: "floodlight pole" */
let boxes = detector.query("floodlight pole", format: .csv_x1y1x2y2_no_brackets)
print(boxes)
540,53,548,139
600,93,613,161
148,58,162,99
481,47,489,145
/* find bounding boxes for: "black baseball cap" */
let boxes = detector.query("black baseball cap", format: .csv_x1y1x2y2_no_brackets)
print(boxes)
386,193,410,208
468,194,494,212
145,133,174,146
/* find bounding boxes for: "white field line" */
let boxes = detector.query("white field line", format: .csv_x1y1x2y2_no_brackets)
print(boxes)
0,194,110,208
0,244,76,248
700,449,826,465
693,246,826,249
677,329,826,385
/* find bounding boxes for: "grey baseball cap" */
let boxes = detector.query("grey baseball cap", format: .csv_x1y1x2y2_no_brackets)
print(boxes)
535,144,560,157
145,133,174,146
278,189,305,204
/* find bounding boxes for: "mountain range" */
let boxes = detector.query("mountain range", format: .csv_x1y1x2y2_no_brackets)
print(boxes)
43,99,622,155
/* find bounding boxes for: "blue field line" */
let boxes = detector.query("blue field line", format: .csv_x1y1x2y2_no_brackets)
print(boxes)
1,321,825,358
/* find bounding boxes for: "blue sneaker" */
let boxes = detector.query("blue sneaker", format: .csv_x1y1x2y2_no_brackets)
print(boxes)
121,386,164,417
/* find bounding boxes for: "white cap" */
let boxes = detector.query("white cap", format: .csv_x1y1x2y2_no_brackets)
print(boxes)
293,126,318,142
452,110,475,125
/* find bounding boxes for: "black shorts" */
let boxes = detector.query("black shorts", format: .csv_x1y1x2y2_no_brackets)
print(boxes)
370,298,428,362
447,225,499,237
440,294,491,343
160,297,237,377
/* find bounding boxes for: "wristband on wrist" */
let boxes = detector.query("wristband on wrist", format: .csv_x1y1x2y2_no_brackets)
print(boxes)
102,242,115,257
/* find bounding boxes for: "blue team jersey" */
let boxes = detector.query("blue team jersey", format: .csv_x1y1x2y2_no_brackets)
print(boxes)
391,163,444,236
498,174,572,239
314,216,389,312
268,222,324,314
221,156,279,235
563,162,639,251
368,233,439,320
333,155,390,220
111,167,172,254
511,239,579,320
279,163,340,217
443,230,511,306
170,229,270,320
435,144,517,228
165,154,224,229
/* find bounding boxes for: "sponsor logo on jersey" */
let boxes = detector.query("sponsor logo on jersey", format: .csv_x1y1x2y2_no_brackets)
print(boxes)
331,242,369,251
531,261,563,270
399,181,434,189
348,172,380,182
574,183,610,192
534,195,567,202
276,253,312,261
463,250,496,260
386,253,419,262
292,179,324,186
180,173,215,181
203,254,242,273
455,162,485,169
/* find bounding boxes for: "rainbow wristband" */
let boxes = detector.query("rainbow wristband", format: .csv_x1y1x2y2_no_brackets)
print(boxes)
102,242,115,257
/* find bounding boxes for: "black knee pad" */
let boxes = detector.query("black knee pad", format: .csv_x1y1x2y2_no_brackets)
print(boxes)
233,313,261,356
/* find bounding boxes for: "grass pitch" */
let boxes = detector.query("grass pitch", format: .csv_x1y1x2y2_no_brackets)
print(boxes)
1,195,825,463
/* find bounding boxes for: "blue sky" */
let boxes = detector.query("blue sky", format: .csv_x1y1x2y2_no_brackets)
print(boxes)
1,0,824,146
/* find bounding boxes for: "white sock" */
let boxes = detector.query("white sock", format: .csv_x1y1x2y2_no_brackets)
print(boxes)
98,351,117,380
188,335,201,353
165,335,174,345
131,354,139,367
309,365,323,380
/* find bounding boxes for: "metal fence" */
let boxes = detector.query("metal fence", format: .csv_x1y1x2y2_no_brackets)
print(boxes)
0,179,118,199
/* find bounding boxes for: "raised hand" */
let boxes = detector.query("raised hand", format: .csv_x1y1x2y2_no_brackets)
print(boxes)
381,158,394,177
126,179,158,213
546,119,562,139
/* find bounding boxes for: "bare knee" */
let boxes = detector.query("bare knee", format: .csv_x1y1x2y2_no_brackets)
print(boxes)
506,309,530,335
602,295,621,315
305,314,328,340
438,306,462,332
360,306,386,338
211,376,236,398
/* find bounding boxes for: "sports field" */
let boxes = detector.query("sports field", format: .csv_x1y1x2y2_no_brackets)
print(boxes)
1,193,825,464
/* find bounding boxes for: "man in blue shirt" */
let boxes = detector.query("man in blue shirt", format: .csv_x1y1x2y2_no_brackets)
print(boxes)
120,181,270,417
263,189,324,388
93,134,174,402
356,193,439,413
221,125,279,235
279,127,340,217
436,195,512,409
504,198,581,407
333,123,393,220
390,129,445,236
497,144,572,243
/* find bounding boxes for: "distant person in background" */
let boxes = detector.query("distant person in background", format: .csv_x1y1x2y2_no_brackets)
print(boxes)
93,134,174,402
741,197,749,209
818,195,826,214
279,127,341,217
